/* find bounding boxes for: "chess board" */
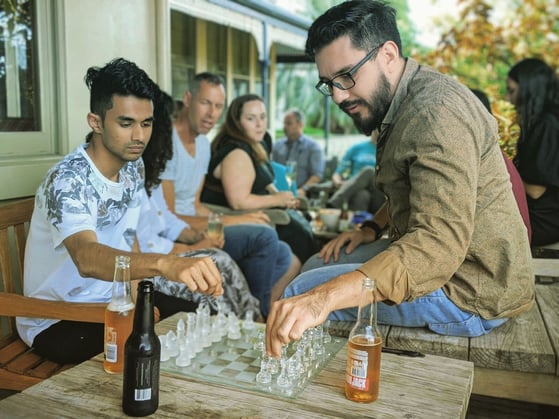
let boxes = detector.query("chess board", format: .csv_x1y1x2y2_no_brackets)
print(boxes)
159,322,346,399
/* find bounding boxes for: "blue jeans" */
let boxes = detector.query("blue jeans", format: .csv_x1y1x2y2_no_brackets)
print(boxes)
289,241,508,337
223,224,291,316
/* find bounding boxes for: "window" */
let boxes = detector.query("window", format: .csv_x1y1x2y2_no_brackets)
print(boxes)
170,11,195,100
231,29,251,98
0,0,39,132
0,0,58,199
206,22,226,78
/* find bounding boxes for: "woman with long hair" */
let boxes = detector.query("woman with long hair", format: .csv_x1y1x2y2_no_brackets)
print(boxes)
202,94,319,265
507,58,559,246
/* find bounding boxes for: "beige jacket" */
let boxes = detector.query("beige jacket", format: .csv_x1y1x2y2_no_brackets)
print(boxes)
358,58,534,319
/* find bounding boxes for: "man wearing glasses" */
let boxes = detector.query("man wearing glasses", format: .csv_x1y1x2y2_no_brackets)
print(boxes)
265,0,533,357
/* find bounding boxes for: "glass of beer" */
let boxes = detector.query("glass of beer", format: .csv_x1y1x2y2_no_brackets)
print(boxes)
207,212,224,240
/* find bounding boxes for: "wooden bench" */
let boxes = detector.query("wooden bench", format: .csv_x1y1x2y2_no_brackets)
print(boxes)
0,197,106,391
330,279,559,409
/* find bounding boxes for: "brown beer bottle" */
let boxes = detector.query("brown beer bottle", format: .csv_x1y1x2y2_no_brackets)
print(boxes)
122,280,160,416
345,277,383,403
104,255,135,373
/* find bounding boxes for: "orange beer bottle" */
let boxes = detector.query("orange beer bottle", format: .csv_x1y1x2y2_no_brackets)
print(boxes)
345,277,383,403
104,255,135,373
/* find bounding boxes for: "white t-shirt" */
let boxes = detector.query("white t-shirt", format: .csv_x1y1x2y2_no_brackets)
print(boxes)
136,185,190,255
160,129,210,216
16,144,145,346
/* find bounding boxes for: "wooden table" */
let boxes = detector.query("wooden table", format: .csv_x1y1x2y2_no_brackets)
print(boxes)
0,313,474,418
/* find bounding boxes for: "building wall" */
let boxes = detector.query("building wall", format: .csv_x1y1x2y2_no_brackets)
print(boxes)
58,0,159,151
0,0,160,201
0,0,306,201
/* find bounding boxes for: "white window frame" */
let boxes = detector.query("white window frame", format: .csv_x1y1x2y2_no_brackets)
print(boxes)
0,0,60,200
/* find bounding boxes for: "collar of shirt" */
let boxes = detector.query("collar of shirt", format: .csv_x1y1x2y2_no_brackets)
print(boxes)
381,58,419,135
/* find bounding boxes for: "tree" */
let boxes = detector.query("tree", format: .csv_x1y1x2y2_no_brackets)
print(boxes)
276,0,421,136
414,0,559,157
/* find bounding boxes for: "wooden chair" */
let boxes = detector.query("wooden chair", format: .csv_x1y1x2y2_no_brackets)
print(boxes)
0,197,106,391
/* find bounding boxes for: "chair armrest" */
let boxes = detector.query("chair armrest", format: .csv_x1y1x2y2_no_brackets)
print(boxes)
0,292,106,323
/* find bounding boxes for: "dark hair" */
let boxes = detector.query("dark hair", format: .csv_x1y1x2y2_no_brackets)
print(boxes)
470,88,492,115
305,0,402,60
189,72,225,96
507,58,559,131
143,89,174,195
84,58,159,121
212,94,268,163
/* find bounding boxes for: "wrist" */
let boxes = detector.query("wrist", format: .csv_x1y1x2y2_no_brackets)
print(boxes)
360,220,384,239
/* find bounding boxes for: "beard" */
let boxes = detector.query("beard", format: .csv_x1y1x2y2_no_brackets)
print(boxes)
339,73,392,135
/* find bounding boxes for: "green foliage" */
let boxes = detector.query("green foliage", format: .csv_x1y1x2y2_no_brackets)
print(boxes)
275,0,558,156
414,0,559,158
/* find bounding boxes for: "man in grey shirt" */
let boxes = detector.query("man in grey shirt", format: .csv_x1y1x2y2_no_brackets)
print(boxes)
272,108,325,197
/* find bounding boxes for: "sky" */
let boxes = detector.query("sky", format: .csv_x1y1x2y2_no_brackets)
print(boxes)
407,0,459,47
271,0,461,48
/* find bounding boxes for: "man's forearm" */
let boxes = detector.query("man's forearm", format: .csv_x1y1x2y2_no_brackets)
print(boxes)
311,269,369,312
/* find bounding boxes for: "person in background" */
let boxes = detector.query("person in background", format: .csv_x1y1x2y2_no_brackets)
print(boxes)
161,73,299,315
272,108,325,197
138,90,262,319
325,129,385,213
506,58,559,246
17,58,222,364
201,94,320,266
265,0,533,357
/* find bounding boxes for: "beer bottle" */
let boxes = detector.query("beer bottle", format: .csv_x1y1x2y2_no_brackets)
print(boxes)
339,200,350,231
345,277,383,403
104,255,135,373
122,280,160,416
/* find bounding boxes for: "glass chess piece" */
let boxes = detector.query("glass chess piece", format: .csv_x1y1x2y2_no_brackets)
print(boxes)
255,354,272,385
164,330,179,358
227,312,241,340
267,355,280,375
175,344,192,367
159,335,170,362
323,320,332,344
242,309,255,331
253,330,265,352
287,356,301,384
276,346,291,388
313,325,325,357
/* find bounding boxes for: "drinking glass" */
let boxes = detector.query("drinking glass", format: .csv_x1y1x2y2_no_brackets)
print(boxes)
285,160,297,193
207,212,224,240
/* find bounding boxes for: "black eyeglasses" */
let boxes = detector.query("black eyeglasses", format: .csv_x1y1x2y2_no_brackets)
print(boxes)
315,43,384,97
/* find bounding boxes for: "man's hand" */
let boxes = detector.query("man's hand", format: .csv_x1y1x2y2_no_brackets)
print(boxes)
319,229,376,263
161,256,223,297
222,211,270,225
265,290,331,357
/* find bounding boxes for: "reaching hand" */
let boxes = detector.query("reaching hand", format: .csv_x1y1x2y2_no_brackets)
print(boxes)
265,291,331,358
162,255,223,297
319,229,375,263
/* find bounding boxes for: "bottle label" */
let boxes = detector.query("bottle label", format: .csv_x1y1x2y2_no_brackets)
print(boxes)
346,346,369,391
131,357,159,401
105,327,117,363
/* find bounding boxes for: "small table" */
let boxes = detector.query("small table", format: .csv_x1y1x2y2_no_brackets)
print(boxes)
0,313,474,418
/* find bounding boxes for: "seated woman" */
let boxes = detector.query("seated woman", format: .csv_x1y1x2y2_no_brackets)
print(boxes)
138,90,290,319
506,58,559,246
201,94,319,266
